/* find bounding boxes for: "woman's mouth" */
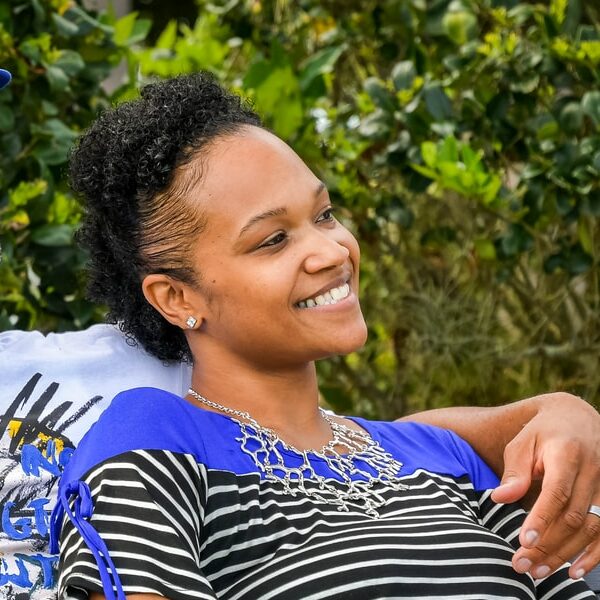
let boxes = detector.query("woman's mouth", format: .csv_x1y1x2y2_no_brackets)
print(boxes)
296,282,351,309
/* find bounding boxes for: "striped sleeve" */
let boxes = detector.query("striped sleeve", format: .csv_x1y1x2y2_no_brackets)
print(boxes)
477,490,596,599
58,449,217,600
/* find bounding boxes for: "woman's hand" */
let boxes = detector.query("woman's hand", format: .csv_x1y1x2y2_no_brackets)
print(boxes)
403,392,600,578
490,393,600,579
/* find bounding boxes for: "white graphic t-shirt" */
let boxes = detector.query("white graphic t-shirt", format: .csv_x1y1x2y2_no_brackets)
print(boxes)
0,325,191,599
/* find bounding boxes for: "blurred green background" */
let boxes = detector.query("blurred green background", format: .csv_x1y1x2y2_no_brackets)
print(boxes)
1,0,599,417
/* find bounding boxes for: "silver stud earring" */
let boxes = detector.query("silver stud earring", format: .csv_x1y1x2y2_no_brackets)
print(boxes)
186,316,198,329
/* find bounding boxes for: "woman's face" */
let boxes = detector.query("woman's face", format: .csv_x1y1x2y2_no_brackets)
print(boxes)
184,125,367,369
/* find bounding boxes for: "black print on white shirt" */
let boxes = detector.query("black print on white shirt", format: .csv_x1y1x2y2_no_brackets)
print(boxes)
0,373,103,599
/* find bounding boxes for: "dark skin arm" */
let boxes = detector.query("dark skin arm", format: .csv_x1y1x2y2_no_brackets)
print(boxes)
402,392,600,579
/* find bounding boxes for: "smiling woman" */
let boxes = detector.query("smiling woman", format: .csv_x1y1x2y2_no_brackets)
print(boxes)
49,73,596,600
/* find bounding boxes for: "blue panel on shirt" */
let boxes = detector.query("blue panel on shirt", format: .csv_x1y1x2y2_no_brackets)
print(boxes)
61,387,499,492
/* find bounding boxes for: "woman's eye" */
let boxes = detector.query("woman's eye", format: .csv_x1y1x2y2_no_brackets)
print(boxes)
259,232,287,248
317,207,336,222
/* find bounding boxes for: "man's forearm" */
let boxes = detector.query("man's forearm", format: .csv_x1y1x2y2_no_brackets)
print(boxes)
399,396,544,476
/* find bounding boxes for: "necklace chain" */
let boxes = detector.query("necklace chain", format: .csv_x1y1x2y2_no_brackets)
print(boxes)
188,388,407,518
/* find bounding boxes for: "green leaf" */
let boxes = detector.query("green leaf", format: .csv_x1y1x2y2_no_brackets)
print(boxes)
439,136,458,162
128,18,152,45
41,100,59,116
500,224,533,257
581,91,600,126
63,5,113,35
45,65,70,92
8,180,48,207
245,58,303,139
299,45,345,92
358,110,391,140
509,74,539,94
565,246,592,275
0,105,15,132
364,77,395,112
410,164,438,179
30,224,74,247
581,190,600,216
421,141,438,167
4,210,30,229
52,13,80,37
481,176,502,205
423,85,452,121
442,10,478,45
155,20,178,49
114,12,138,45
391,61,416,91
114,12,150,46
54,50,85,76
474,238,497,261
31,119,79,166
559,102,584,134
320,385,353,412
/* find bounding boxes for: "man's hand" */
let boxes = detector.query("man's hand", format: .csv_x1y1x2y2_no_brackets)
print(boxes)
491,393,600,579
402,391,600,579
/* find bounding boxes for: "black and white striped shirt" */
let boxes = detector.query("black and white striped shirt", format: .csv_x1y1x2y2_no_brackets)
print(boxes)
52,388,595,599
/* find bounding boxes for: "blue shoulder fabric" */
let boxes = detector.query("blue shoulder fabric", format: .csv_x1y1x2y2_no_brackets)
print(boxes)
353,417,499,492
58,387,499,490
56,387,212,482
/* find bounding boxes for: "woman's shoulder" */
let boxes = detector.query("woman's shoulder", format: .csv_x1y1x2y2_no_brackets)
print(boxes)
61,387,210,481
353,417,499,491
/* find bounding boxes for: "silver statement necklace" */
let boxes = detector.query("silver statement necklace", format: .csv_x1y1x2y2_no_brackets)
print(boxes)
188,388,407,518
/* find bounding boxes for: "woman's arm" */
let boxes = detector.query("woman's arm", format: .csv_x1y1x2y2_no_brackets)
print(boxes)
401,392,600,579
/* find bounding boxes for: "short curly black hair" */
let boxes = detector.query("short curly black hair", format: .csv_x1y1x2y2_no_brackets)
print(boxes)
71,72,262,362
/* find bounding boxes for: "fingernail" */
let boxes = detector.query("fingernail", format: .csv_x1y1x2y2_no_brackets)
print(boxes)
523,529,539,545
534,565,551,579
515,558,532,573
573,568,585,579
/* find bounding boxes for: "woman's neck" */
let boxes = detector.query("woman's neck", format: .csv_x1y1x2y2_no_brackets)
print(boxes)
187,347,329,448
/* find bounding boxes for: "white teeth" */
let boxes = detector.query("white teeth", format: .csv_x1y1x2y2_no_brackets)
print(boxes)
297,283,351,309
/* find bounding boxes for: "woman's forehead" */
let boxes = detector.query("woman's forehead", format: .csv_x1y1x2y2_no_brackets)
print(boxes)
186,127,319,224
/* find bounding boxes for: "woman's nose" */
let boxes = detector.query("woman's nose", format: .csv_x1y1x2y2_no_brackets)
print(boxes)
302,232,351,273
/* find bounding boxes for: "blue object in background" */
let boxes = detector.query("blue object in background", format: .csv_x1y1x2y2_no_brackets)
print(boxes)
0,69,12,89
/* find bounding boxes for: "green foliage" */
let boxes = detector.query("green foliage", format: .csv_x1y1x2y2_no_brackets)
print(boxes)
0,0,150,330
2,0,599,416
163,0,598,416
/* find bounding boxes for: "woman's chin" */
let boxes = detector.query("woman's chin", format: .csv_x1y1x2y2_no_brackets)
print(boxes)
319,326,369,359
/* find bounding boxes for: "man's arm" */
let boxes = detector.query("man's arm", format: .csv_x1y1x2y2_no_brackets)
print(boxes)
401,392,600,579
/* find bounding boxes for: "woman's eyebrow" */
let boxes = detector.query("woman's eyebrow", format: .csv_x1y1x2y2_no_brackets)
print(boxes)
238,207,287,238
237,182,328,238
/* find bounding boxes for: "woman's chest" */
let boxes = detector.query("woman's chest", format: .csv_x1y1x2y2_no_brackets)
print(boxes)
198,469,535,600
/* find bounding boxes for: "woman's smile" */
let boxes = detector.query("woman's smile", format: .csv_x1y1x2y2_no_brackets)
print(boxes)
295,275,354,309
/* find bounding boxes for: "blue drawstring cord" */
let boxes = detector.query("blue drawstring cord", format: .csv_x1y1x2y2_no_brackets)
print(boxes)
50,480,126,600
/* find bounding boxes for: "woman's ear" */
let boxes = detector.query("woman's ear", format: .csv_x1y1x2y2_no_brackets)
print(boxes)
142,274,203,330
